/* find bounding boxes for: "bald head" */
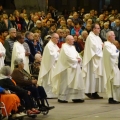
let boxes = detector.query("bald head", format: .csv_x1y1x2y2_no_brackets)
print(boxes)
66,35,74,45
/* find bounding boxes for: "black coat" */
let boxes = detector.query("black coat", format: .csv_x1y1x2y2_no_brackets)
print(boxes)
25,38,36,63
0,78,27,95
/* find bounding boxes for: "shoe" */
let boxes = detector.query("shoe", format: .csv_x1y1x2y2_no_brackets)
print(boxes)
85,93,94,99
92,92,103,99
72,99,84,103
58,99,68,103
32,109,41,114
46,106,55,110
19,112,27,116
27,110,36,116
108,98,119,104
12,113,25,118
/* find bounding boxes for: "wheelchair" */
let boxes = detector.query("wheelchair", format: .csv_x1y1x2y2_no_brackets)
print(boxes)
0,97,24,120
21,95,49,117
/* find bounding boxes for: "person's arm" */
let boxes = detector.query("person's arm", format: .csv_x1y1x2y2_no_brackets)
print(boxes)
4,40,11,59
11,69,33,86
3,78,28,94
0,86,5,93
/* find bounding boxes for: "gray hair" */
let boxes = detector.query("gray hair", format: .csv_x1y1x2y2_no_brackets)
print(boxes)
106,31,114,39
0,66,11,76
81,30,88,36
104,22,109,26
25,31,32,38
14,58,23,66
9,28,16,33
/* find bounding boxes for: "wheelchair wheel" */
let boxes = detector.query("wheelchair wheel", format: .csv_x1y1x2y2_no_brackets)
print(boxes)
42,110,49,115
30,115,37,118
0,114,2,120
18,117,24,120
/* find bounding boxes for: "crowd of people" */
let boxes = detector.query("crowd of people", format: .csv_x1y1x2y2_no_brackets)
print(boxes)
0,4,120,118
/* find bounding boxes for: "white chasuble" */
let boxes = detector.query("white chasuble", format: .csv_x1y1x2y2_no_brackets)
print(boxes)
103,41,120,101
11,41,29,73
52,43,85,100
37,40,59,98
82,32,105,93
0,42,6,69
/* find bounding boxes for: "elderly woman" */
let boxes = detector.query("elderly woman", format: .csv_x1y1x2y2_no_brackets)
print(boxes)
11,58,54,111
0,66,40,116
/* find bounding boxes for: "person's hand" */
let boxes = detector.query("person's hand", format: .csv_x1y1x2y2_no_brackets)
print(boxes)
36,84,39,88
37,51,40,54
77,58,81,63
101,44,104,48
4,90,11,94
32,80,37,84
0,53,3,57
27,91,31,95
58,49,60,53
25,52,30,56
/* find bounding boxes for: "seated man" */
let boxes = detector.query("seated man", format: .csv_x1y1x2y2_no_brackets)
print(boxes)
11,58,54,110
0,66,40,116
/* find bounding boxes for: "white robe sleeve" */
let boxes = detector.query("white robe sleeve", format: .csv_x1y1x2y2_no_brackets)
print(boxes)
48,45,59,61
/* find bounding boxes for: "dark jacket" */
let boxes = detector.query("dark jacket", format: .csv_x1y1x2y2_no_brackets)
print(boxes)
0,78,27,95
25,38,36,63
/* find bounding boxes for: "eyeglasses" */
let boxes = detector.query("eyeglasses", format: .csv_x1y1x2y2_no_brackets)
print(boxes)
11,32,16,33
53,37,59,39
95,27,100,29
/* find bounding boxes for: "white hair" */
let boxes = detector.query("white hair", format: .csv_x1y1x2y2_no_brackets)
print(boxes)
106,31,114,39
81,30,88,36
0,66,11,76
14,58,23,66
9,28,16,33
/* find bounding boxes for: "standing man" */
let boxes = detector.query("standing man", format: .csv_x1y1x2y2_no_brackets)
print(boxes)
4,28,16,66
103,31,120,104
37,33,60,98
52,35,85,103
82,23,105,99
11,32,30,73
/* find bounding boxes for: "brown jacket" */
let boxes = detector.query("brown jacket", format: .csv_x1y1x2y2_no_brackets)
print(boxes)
11,68,33,87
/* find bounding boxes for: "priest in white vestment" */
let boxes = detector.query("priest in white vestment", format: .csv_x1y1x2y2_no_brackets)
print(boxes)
37,33,60,98
52,35,85,103
103,31,120,104
11,32,30,73
82,23,105,99
0,42,6,69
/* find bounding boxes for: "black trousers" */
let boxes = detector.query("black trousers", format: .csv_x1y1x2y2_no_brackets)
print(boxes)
24,85,47,99
16,91,35,110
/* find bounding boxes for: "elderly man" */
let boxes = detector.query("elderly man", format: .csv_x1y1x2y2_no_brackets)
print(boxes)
11,32,30,73
56,29,64,48
100,22,111,42
52,35,85,103
103,31,120,104
4,28,17,66
82,23,105,99
78,30,88,52
31,20,47,39
37,33,60,98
